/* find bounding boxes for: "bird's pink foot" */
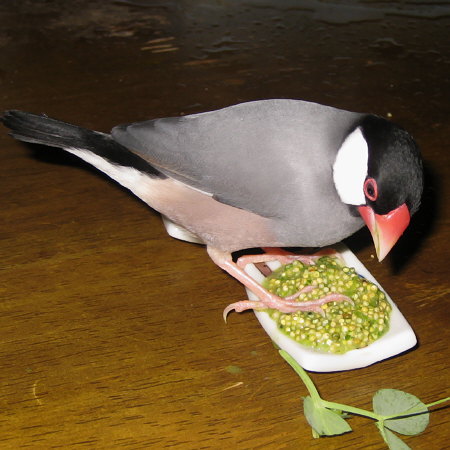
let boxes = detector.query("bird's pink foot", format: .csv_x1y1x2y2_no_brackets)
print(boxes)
207,247,352,320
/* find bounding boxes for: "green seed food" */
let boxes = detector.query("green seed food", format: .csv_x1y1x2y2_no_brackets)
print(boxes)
263,256,392,354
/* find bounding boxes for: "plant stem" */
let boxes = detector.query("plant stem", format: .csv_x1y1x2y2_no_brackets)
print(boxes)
279,350,380,420
380,396,450,421
425,397,450,409
279,350,322,403
321,399,380,420
279,349,450,424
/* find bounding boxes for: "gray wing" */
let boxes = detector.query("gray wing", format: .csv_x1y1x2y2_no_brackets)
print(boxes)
111,99,363,221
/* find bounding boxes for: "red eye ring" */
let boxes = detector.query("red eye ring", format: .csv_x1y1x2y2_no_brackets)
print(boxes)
364,177,378,201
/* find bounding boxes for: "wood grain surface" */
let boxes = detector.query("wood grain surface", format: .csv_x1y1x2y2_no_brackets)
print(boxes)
1,1,448,448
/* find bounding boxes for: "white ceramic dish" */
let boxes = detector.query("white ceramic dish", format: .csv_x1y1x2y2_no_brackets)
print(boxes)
243,243,417,372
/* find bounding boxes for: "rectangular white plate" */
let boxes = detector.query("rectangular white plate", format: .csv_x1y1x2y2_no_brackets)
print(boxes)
243,243,417,372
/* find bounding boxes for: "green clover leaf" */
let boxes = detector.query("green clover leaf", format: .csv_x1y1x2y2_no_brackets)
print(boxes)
373,389,429,435
376,422,412,450
303,395,352,437
279,349,449,449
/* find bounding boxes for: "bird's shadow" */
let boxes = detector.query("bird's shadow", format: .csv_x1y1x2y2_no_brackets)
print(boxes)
388,162,440,273
28,143,101,175
25,142,143,203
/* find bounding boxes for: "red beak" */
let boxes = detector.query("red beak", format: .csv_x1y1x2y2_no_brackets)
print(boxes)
357,203,410,261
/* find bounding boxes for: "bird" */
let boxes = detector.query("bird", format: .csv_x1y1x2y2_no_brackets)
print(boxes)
2,99,423,316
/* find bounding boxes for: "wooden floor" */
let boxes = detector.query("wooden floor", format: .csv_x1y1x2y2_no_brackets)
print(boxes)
1,1,448,448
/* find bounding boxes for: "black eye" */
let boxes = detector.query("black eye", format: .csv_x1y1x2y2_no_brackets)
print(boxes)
364,177,378,201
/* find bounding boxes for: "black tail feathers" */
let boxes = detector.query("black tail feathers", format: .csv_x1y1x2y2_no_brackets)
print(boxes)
3,110,96,149
2,110,162,177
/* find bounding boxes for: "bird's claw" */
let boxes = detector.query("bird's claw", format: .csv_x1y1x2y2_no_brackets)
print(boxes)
223,292,352,321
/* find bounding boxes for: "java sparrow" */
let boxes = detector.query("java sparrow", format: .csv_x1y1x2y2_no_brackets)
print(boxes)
2,100,423,316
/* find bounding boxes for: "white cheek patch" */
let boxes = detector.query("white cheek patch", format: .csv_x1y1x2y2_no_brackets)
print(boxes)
333,127,368,206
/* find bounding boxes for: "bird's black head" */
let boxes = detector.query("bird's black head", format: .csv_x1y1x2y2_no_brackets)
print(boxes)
333,114,426,261
360,115,423,216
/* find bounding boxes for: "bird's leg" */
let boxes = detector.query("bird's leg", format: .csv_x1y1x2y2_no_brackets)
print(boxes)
236,247,340,268
206,247,351,320
207,247,286,306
